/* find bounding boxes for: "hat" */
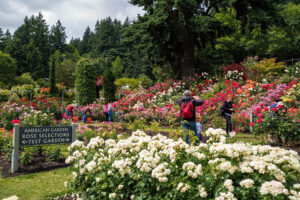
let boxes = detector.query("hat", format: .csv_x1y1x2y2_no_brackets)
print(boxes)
184,90,192,96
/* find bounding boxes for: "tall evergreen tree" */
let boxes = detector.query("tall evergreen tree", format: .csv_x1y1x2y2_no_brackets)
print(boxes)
1,30,12,53
102,67,116,102
49,52,58,94
50,20,67,53
75,58,97,105
25,39,43,80
10,12,50,79
80,26,93,55
70,37,81,51
0,28,4,51
91,17,122,60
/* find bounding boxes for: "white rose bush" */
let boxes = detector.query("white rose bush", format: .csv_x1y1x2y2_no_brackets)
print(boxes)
66,128,300,200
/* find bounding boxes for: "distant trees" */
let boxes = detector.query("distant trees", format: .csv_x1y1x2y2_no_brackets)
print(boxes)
1,0,300,86
50,20,67,53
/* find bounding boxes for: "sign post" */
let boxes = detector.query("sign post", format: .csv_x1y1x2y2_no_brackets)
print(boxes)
72,123,76,142
250,111,253,133
11,124,76,173
11,124,20,173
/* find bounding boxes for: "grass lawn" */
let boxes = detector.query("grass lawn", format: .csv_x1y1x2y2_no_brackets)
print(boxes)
0,167,72,200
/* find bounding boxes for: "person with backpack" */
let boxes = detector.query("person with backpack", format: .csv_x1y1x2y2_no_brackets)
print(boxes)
222,95,234,137
177,90,203,144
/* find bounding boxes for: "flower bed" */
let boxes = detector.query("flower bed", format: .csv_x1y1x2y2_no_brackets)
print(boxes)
66,128,300,200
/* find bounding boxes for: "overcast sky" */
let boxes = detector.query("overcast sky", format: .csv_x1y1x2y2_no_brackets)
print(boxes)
0,0,144,41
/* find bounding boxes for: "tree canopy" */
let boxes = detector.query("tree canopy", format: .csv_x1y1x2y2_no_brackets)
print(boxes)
1,0,300,85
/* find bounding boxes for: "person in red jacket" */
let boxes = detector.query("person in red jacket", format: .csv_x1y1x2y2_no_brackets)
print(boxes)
177,90,203,144
66,104,74,117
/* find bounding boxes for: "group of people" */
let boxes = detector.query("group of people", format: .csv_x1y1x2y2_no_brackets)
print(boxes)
66,102,114,123
177,90,234,144
66,89,235,142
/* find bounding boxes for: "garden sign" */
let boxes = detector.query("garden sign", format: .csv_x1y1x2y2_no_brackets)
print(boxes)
11,123,76,173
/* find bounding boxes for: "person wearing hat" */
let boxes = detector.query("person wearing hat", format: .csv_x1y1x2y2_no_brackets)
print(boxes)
177,90,203,144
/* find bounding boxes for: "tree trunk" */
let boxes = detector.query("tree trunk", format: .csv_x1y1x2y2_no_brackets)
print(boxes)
181,28,195,79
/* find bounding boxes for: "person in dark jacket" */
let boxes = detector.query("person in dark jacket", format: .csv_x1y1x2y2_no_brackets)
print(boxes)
177,90,204,144
222,95,234,136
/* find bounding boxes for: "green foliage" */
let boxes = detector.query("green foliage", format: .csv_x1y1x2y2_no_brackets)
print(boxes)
138,75,153,88
114,77,140,90
253,108,300,145
112,56,124,79
128,119,146,131
14,73,36,86
91,17,122,60
52,48,80,88
0,89,10,102
75,58,97,105
25,39,43,80
9,13,51,79
0,51,17,88
103,68,116,102
285,62,300,78
46,146,63,161
84,130,97,142
50,20,67,53
79,26,93,55
0,129,12,160
11,84,35,99
20,148,33,165
152,64,174,82
21,111,55,126
266,26,291,56
253,58,285,76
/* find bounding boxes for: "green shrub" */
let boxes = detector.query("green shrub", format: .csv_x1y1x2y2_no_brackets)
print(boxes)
11,84,35,99
138,75,153,88
0,82,9,89
46,146,63,161
115,77,140,90
253,58,285,76
0,51,17,88
14,73,36,86
20,149,33,165
129,119,146,131
0,89,10,103
84,130,97,142
75,58,97,105
103,68,116,102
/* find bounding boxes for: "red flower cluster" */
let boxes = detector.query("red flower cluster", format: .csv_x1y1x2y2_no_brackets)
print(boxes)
11,119,20,124
222,63,246,78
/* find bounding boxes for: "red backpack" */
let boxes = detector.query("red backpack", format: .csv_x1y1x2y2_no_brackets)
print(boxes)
181,101,194,119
